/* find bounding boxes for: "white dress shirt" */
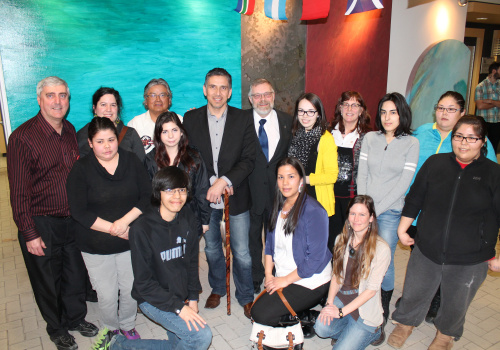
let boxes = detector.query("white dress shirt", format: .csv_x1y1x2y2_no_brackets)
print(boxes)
253,109,280,160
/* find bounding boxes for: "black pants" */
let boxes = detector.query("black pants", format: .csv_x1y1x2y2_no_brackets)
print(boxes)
486,121,500,155
249,209,270,284
19,216,87,337
328,197,351,252
251,282,330,326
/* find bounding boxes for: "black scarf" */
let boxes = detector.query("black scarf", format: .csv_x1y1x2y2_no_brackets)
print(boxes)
288,126,322,168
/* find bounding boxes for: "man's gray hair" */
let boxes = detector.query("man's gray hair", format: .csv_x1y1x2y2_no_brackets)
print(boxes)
143,78,172,109
36,76,70,97
248,78,274,97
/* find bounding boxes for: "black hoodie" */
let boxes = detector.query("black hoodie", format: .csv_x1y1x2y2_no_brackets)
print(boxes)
129,206,201,314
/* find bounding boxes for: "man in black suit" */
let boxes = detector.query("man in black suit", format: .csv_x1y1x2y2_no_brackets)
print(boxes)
183,68,255,319
247,79,293,294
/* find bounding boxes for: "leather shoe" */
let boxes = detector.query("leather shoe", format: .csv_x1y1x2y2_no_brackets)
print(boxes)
243,302,253,319
253,281,262,294
204,293,221,309
302,323,315,339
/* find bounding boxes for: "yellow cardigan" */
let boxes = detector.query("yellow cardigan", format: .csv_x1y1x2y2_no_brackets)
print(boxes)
309,132,338,216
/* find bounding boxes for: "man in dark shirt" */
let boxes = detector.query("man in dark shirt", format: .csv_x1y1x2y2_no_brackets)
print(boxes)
7,76,98,350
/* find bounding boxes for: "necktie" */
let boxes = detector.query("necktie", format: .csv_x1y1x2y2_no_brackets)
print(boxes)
259,119,269,161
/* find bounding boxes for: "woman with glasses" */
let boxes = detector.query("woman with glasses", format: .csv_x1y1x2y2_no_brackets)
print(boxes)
388,115,500,349
356,92,419,336
77,87,145,161
144,111,210,236
393,91,497,323
288,92,338,222
67,117,151,340
329,91,371,251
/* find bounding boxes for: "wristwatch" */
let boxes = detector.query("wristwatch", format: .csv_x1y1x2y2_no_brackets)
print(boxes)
338,308,344,319
175,308,181,316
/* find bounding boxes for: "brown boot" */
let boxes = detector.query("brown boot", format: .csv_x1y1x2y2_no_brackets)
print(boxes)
387,323,414,349
428,330,454,350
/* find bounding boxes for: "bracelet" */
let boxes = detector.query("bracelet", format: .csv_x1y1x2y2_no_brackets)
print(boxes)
338,308,344,319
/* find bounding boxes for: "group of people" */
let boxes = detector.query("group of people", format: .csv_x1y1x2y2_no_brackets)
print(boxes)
6,65,500,350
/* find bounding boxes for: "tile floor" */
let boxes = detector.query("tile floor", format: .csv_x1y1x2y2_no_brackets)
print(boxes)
0,155,499,350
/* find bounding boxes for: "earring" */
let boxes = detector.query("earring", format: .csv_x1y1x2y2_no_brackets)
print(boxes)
368,222,372,232
299,183,304,193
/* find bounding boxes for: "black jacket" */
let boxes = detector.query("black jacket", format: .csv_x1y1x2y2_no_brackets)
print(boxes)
403,153,500,265
130,207,201,314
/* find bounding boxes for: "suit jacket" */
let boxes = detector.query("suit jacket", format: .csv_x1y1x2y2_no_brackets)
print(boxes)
247,109,293,215
183,105,255,215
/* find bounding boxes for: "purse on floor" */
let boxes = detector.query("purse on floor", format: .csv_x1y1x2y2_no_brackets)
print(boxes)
249,288,304,350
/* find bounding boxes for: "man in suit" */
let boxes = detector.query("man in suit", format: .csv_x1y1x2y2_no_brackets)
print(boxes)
183,68,255,319
247,79,293,294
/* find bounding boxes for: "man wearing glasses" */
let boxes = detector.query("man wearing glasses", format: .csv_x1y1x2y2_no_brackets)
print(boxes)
128,78,181,154
246,78,292,294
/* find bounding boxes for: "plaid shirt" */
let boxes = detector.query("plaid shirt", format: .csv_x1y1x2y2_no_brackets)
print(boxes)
475,77,500,123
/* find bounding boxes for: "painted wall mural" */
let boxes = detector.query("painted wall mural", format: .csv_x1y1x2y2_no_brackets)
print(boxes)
407,39,470,129
0,0,241,133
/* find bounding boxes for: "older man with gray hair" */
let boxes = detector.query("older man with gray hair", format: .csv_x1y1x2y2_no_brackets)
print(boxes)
128,78,181,153
7,76,98,350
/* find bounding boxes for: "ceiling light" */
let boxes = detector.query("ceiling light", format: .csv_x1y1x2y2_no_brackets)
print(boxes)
458,0,468,6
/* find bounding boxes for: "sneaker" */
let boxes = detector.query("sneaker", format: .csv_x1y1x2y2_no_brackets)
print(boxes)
91,328,116,350
120,328,141,340
50,333,77,350
112,329,120,335
69,320,99,337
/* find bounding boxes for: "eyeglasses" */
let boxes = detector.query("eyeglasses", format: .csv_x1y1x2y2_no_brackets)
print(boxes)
251,92,274,100
163,188,188,196
147,93,170,99
434,106,461,113
297,109,318,117
341,103,361,110
452,134,481,143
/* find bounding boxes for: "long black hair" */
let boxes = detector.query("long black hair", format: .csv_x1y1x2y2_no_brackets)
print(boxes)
375,92,412,137
268,157,308,235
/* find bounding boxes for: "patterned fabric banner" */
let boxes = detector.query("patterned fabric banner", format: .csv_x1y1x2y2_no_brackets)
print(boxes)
301,0,330,20
235,0,255,15
345,0,383,15
264,0,288,20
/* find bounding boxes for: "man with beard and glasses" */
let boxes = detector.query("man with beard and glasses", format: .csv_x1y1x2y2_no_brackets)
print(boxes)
475,61,500,154
246,78,292,294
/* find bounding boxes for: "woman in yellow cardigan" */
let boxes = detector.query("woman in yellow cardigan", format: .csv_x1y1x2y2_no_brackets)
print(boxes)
288,92,338,230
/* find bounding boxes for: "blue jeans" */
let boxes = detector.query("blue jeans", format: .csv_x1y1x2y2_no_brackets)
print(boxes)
314,297,381,350
377,209,401,291
112,302,212,350
205,209,253,305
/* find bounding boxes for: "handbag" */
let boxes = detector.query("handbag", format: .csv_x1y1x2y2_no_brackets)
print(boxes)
250,288,304,350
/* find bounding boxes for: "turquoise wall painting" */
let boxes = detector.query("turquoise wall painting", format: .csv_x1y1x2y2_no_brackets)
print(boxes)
407,39,470,129
0,0,241,133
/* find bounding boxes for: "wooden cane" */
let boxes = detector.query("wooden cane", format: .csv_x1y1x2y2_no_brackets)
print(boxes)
224,191,231,315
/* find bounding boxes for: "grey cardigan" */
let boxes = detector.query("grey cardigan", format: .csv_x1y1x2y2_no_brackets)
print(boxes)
357,131,419,215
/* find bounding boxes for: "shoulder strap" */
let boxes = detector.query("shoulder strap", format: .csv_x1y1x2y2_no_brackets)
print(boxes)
251,288,298,319
118,126,128,145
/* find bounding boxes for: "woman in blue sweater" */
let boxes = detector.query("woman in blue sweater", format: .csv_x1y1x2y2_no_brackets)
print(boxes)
250,157,332,332
356,93,419,331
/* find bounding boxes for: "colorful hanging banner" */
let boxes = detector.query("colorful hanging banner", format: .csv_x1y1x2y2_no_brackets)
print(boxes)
345,0,383,15
301,0,330,20
264,0,288,20
234,0,255,15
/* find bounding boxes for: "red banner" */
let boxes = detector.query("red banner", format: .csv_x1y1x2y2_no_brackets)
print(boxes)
301,0,330,20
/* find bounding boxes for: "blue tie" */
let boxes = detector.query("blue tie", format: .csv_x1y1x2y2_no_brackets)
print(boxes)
259,119,269,161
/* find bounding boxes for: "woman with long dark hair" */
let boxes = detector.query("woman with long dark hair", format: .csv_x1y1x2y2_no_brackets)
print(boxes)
329,91,371,250
388,115,500,349
250,157,332,332
288,92,338,234
77,87,145,161
67,117,151,340
144,111,210,235
356,92,419,330
314,195,390,348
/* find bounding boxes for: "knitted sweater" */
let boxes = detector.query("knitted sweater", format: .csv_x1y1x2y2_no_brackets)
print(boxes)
357,131,419,215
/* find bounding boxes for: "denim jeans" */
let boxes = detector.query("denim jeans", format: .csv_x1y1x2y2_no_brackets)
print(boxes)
377,209,401,291
204,209,253,305
314,297,381,350
120,302,213,350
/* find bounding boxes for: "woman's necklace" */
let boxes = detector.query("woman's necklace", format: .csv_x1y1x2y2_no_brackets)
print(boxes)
349,240,361,257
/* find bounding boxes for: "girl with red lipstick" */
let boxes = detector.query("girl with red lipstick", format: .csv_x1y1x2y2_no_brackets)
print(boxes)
67,117,151,340
144,111,211,237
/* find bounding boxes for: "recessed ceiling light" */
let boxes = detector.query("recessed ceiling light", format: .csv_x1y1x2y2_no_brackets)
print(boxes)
476,17,488,20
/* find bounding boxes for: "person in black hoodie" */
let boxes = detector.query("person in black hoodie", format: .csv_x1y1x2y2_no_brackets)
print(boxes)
128,166,212,349
387,116,500,349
